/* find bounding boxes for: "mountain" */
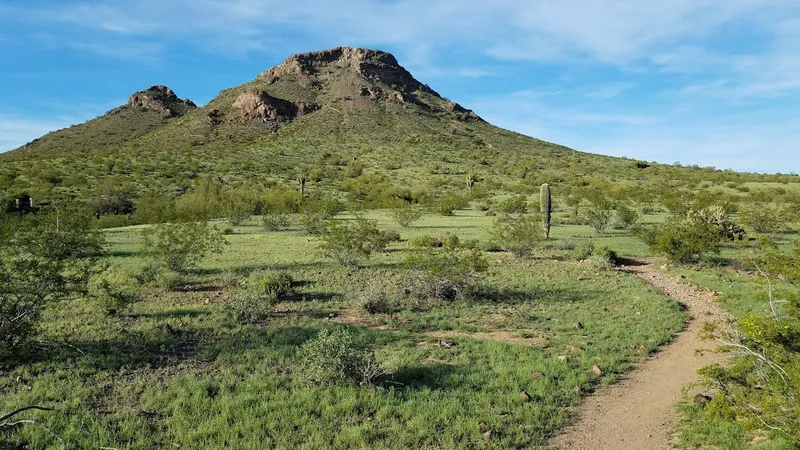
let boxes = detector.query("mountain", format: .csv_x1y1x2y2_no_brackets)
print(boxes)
0,47,777,208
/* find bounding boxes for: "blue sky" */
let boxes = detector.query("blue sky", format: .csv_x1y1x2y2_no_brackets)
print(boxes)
1,0,799,173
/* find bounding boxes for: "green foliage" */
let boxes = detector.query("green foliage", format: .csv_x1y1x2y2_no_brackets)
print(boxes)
140,222,227,272
390,204,424,228
359,282,395,315
685,205,746,241
300,328,388,386
248,271,294,301
572,240,596,260
491,214,544,258
404,244,488,301
614,203,640,230
262,212,293,231
320,217,391,267
89,268,141,314
132,193,177,224
584,199,615,234
0,208,104,358
229,289,276,322
739,203,787,234
298,197,342,235
89,179,136,217
497,195,528,214
436,194,469,216
643,221,723,264
588,246,619,271
693,242,800,445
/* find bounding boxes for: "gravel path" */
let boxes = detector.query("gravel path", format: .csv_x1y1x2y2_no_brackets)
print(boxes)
549,259,730,450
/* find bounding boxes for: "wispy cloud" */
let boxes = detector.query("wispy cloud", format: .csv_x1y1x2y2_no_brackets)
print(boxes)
0,116,72,151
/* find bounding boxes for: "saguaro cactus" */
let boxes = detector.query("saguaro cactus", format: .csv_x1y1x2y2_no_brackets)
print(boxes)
540,183,551,238
296,172,307,198
466,173,476,197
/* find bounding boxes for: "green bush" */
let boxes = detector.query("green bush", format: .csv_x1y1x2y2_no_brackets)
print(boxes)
572,241,596,260
408,235,443,248
89,268,141,314
403,245,488,301
491,214,543,258
94,214,132,229
589,245,618,270
229,289,276,321
614,203,640,230
155,270,186,290
299,197,342,235
140,221,227,272
585,200,615,234
436,194,469,216
646,221,723,264
359,282,395,315
320,217,391,267
300,328,389,386
390,205,424,228
496,195,528,214
0,209,104,357
248,271,294,301
262,212,293,231
739,203,786,234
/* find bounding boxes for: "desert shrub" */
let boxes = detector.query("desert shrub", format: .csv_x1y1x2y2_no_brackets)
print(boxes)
0,209,104,357
403,245,488,301
496,195,528,214
645,221,723,264
134,263,161,285
359,282,395,315
554,238,576,251
262,212,293,231
491,214,543,258
320,217,391,267
229,289,275,321
739,203,786,234
248,271,294,300
299,197,342,235
262,187,302,214
89,268,141,314
140,221,227,272
408,235,443,248
300,328,389,386
390,205,424,228
695,241,800,444
572,241,596,260
132,193,177,224
155,270,186,290
614,203,640,230
436,194,469,216
685,205,746,241
94,214,132,229
89,179,136,217
219,270,244,289
228,208,251,226
589,245,618,270
584,200,615,233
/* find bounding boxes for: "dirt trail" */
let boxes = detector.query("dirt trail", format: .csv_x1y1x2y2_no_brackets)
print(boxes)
549,259,730,450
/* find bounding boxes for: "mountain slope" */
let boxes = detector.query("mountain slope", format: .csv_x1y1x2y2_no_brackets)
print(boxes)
0,47,784,206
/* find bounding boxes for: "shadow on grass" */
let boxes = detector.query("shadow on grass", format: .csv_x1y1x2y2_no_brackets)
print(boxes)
134,307,211,319
474,285,600,305
391,363,465,390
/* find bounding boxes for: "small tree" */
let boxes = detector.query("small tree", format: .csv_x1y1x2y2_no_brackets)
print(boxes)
491,214,544,258
390,204,424,228
320,217,392,267
739,203,786,234
89,268,141,315
1,208,104,358
585,200,615,234
140,222,227,272
614,203,640,230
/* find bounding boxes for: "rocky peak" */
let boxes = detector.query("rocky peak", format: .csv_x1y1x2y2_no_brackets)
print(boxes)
127,85,197,117
232,89,319,124
261,47,425,94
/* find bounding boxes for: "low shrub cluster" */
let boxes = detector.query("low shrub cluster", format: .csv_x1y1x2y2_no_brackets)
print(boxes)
300,328,389,386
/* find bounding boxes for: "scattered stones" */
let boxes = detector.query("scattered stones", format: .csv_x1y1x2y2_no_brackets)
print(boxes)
531,371,544,378
573,322,584,330
592,365,603,376
573,386,583,394
478,422,490,432
482,430,493,439
438,340,456,348
566,345,582,353
520,391,532,402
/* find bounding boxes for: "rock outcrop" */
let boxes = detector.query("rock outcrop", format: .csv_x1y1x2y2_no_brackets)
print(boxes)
127,86,197,117
232,89,319,123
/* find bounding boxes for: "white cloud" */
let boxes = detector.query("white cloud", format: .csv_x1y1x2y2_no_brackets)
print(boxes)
0,117,72,152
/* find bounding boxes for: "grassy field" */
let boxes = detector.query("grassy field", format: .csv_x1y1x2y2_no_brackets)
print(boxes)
1,210,692,449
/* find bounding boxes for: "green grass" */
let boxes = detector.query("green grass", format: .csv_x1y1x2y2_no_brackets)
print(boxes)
1,211,687,449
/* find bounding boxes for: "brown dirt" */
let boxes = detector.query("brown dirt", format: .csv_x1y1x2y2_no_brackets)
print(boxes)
549,259,731,450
